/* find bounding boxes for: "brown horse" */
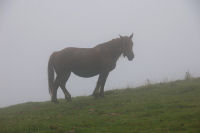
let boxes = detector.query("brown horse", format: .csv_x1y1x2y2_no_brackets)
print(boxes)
48,34,134,103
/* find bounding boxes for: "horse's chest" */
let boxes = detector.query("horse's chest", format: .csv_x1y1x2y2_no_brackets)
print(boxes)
105,62,116,71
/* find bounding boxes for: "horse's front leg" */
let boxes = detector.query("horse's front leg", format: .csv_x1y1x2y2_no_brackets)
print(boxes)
99,72,109,97
92,74,101,97
92,72,109,97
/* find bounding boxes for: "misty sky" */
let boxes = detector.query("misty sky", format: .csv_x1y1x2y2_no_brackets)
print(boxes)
0,0,200,108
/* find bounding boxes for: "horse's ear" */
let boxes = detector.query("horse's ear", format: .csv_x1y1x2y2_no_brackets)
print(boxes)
130,33,134,38
119,34,123,39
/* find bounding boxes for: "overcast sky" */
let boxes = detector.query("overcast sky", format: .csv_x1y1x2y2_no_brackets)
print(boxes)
0,0,200,107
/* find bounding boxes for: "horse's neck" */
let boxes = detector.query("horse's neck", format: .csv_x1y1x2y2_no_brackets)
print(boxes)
95,39,122,61
107,40,122,61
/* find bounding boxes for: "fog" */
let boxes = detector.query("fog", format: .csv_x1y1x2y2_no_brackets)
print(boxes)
0,0,200,107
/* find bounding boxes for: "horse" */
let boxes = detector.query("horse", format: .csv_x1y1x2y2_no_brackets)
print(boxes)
48,33,135,103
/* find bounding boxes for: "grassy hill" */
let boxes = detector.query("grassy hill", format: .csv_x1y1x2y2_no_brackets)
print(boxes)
0,78,200,133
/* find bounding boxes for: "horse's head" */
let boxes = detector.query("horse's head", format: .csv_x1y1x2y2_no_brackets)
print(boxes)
120,33,134,61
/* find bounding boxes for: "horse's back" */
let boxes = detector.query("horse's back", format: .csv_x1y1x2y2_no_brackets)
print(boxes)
52,47,104,76
59,47,101,61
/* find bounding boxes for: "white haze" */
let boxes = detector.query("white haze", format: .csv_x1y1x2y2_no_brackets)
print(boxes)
0,0,200,107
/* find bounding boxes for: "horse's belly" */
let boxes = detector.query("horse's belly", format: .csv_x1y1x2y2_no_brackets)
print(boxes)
72,69,99,78
71,57,101,77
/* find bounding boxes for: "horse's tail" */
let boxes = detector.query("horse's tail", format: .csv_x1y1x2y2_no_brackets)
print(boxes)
48,53,55,97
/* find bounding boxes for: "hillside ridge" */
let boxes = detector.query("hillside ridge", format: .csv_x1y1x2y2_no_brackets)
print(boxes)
0,78,200,133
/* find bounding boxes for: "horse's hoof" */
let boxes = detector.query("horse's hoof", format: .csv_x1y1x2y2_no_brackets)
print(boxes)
65,97,72,102
67,98,72,102
92,93,99,98
51,100,59,104
100,93,104,97
55,101,59,104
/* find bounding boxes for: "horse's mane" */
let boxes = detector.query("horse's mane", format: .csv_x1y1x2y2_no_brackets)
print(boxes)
95,37,121,48
93,37,123,60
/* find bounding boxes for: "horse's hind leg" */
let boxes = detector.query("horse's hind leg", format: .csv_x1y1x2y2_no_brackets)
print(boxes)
52,76,60,103
60,72,72,101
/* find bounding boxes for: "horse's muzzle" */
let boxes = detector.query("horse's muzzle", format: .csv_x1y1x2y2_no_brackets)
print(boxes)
128,53,134,61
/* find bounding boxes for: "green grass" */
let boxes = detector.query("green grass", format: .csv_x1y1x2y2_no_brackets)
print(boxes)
0,78,200,133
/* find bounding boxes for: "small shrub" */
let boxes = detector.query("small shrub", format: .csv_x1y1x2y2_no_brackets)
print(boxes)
185,71,192,80
145,79,151,86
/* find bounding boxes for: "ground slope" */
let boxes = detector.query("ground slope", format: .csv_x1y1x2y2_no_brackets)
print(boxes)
0,78,200,133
